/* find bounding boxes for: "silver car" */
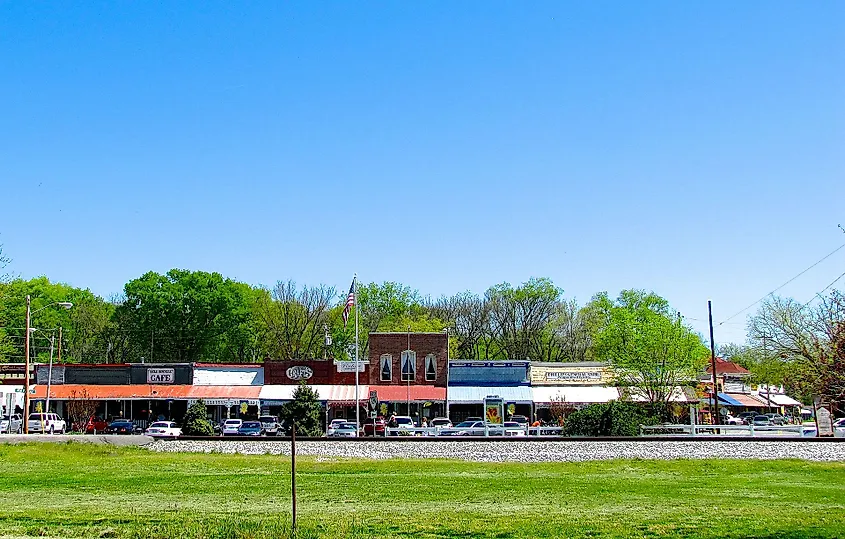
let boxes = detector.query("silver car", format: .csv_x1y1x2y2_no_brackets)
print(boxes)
0,414,23,434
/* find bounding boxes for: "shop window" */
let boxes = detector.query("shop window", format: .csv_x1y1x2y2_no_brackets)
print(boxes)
401,350,416,382
425,354,437,381
380,354,392,382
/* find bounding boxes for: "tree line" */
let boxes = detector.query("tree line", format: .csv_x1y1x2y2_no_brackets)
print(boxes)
1,266,842,410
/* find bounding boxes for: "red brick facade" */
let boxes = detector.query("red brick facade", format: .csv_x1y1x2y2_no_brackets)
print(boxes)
367,332,448,386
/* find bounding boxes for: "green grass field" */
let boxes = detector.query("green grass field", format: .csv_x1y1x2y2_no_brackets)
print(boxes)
0,443,843,538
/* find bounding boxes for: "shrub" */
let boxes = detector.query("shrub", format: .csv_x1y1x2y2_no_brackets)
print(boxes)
181,400,214,436
562,402,658,437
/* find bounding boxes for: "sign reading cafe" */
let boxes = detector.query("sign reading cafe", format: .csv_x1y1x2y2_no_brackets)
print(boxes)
147,368,175,384
286,366,313,381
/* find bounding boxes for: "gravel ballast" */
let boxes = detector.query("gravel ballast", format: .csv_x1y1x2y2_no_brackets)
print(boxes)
148,439,845,462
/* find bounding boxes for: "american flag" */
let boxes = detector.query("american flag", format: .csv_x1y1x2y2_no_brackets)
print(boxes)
342,279,355,327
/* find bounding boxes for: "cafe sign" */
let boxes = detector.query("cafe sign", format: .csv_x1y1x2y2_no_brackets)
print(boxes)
147,368,175,384
286,366,313,381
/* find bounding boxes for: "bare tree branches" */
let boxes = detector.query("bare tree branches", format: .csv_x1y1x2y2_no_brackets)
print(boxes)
257,281,336,360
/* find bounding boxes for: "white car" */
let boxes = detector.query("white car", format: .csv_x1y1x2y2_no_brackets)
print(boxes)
326,418,349,436
145,421,181,438
503,421,527,437
221,419,243,436
835,418,845,438
27,413,66,434
1,414,23,434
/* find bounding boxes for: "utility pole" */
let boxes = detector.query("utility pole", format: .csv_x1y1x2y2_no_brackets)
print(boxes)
57,326,63,363
291,422,297,535
708,300,720,426
23,295,31,433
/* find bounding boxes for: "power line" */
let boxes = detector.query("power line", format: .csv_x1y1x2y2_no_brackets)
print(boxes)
720,241,845,325
799,269,845,310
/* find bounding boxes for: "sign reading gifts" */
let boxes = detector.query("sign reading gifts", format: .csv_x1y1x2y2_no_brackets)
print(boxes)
147,368,174,384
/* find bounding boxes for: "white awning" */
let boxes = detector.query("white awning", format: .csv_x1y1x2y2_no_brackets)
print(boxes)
628,386,694,403
447,386,533,404
259,385,369,403
533,386,619,404
193,367,264,386
758,392,802,407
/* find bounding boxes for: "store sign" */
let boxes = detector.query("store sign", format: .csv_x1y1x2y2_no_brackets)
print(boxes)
189,399,259,407
545,370,601,382
147,368,174,384
531,365,611,386
286,366,313,380
483,395,504,425
336,361,367,373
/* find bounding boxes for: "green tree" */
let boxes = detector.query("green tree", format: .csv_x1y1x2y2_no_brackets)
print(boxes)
280,382,324,436
589,290,709,412
485,278,564,360
117,269,257,363
181,400,214,436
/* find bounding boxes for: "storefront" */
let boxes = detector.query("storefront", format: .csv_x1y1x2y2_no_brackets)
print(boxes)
192,364,264,422
447,361,532,421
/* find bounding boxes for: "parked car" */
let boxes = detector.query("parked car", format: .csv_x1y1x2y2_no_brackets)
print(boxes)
27,413,66,434
238,421,263,436
327,418,350,436
834,418,845,438
84,416,109,434
363,417,386,436
0,414,23,434
503,421,527,437
429,417,452,430
464,417,483,423
145,421,181,438
509,415,529,427
737,412,756,424
388,416,416,431
724,414,744,425
105,419,137,434
438,421,485,436
765,413,786,426
751,415,771,426
258,416,282,436
328,422,358,438
222,419,243,436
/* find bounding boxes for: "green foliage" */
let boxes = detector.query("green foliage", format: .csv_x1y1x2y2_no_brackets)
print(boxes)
589,289,709,407
181,400,214,436
562,402,658,437
280,382,324,436
118,269,257,363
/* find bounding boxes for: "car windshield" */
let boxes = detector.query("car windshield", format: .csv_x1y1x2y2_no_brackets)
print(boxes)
340,423,357,429
150,422,170,428
28,414,44,420
111,421,132,425
431,419,449,425
242,422,261,428
258,417,276,423
455,421,477,428
504,422,520,427
395,418,413,425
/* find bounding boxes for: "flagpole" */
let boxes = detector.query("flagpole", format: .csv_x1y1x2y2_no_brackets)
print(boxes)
354,274,360,431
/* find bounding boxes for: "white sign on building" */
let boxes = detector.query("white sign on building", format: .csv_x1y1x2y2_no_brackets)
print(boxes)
147,368,175,384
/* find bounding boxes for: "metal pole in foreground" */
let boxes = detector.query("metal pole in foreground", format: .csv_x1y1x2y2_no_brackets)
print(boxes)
708,300,720,427
291,422,297,534
354,274,360,431
23,295,31,433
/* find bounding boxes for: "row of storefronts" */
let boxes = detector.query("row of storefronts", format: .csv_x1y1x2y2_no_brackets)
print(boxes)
2,333,805,427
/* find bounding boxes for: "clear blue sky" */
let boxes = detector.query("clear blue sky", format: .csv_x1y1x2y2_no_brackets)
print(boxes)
1,2,843,345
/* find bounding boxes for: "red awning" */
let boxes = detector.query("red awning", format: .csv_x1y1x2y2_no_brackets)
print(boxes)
370,385,445,402
32,384,261,401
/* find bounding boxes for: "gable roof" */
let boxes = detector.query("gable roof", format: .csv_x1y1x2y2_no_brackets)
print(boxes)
705,357,751,376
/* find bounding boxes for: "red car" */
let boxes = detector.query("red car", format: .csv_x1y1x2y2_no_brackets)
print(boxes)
84,416,108,434
363,417,386,437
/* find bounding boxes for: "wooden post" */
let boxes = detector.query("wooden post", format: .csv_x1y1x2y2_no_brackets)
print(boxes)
291,422,297,535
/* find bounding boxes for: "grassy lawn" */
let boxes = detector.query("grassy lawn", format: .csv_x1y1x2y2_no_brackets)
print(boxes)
0,443,843,538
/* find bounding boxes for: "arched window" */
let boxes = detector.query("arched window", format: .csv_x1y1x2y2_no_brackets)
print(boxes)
380,354,392,382
425,354,437,381
401,350,416,382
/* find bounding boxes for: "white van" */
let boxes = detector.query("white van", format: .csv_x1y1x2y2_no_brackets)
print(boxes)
27,413,67,434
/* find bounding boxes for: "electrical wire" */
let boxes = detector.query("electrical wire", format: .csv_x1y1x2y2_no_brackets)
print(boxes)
719,241,845,325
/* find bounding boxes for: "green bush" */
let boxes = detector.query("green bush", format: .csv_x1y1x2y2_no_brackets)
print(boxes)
181,400,214,436
562,402,658,437
280,382,324,437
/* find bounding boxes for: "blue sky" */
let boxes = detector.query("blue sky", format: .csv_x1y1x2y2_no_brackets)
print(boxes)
1,2,843,345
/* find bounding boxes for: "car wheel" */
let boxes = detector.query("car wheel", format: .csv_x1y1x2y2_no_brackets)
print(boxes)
49,426,55,435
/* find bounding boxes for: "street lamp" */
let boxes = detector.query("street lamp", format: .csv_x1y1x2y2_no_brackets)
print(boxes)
23,296,73,433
